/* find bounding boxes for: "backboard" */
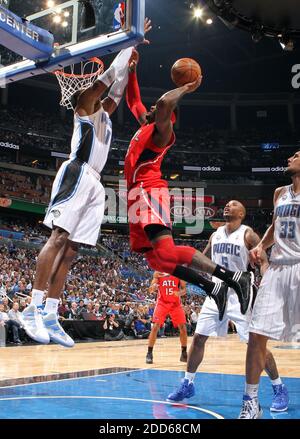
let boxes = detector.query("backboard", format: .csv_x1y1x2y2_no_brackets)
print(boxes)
0,0,144,85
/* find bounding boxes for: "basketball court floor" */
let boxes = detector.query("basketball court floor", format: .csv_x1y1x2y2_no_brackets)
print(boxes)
0,336,299,419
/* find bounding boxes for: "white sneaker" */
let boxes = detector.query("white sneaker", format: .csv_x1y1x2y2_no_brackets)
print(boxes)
239,395,263,419
43,313,75,348
22,304,50,344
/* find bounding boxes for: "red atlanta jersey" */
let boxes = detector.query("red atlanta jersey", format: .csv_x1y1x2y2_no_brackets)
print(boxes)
157,274,181,305
124,122,175,190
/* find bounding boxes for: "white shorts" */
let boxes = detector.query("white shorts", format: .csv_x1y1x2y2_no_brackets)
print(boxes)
249,262,300,342
44,159,105,246
195,289,251,342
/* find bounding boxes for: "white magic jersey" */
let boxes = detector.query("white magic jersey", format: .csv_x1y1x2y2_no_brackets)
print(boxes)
70,106,112,174
196,223,251,340
270,185,300,264
211,224,250,272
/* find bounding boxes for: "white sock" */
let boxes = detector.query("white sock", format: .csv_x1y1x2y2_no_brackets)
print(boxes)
31,289,44,307
245,383,259,399
185,372,196,383
44,298,59,315
271,377,282,386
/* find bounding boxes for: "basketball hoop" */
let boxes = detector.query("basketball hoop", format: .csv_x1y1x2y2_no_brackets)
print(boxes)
53,57,104,110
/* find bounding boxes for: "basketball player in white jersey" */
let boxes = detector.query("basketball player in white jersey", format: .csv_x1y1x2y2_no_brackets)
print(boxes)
239,152,300,419
21,47,143,347
168,200,288,413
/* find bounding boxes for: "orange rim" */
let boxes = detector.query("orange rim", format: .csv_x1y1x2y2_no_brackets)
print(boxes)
53,57,104,78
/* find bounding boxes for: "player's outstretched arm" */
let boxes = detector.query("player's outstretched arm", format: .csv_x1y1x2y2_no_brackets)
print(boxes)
245,227,269,273
153,77,202,148
178,280,187,297
126,19,152,124
249,186,284,266
102,64,130,116
126,49,148,125
202,232,214,257
148,271,159,293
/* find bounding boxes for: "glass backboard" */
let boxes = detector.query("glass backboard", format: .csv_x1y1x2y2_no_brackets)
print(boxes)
0,0,144,84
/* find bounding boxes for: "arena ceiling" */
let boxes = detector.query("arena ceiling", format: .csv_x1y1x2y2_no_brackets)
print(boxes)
140,0,300,93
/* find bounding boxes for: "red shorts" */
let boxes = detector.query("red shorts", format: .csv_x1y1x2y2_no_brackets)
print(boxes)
152,301,186,328
128,184,172,253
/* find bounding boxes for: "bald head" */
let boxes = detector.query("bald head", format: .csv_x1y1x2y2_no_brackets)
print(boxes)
223,200,246,222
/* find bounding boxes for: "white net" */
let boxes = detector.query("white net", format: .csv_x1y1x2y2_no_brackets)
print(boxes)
54,58,104,110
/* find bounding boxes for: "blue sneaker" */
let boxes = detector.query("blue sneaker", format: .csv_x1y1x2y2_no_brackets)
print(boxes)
166,378,195,403
270,384,289,412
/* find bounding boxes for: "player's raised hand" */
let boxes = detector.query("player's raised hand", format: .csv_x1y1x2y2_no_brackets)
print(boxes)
143,17,152,44
137,17,152,46
249,244,264,267
182,76,203,93
129,48,139,72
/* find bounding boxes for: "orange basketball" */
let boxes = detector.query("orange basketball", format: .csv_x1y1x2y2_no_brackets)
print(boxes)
171,58,202,87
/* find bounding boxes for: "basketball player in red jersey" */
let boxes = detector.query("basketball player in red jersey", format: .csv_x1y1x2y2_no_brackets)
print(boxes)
146,272,188,364
125,49,254,321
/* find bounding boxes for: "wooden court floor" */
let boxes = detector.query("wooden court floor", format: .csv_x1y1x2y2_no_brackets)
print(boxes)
0,335,299,382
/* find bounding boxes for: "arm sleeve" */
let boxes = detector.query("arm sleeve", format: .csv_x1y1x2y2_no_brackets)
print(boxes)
126,70,147,124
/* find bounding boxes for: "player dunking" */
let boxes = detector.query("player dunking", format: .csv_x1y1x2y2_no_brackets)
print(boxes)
239,152,300,419
125,50,254,319
146,272,188,364
167,200,288,413
22,47,137,347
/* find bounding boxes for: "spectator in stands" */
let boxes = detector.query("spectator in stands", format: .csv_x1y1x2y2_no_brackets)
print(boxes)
77,300,86,319
0,303,23,344
103,313,124,341
65,302,79,320
67,291,77,303
93,303,102,319
1,297,9,312
8,302,24,326
19,299,27,312
58,299,69,318
132,312,151,339
85,303,94,316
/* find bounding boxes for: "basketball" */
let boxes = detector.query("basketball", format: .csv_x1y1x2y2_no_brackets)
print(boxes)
171,58,201,87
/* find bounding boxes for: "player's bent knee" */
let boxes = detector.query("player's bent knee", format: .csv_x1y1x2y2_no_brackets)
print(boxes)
145,250,161,271
51,228,69,248
145,248,177,273
152,240,179,273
